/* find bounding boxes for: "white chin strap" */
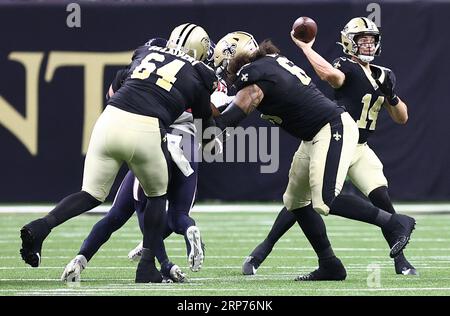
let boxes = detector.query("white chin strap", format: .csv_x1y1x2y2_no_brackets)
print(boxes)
358,54,374,63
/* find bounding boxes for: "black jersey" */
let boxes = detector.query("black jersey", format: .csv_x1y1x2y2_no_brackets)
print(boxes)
333,57,392,143
233,54,344,141
110,68,128,93
108,45,217,128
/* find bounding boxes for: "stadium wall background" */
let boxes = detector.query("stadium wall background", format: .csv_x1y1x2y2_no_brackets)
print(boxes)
0,1,449,203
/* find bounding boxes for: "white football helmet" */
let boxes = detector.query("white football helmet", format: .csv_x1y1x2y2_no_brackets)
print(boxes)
213,31,259,76
167,23,211,62
338,17,381,63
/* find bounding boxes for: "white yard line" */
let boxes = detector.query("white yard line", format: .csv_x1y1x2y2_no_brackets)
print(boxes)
2,287,450,294
2,247,450,253
2,255,450,260
2,265,450,270
1,203,450,214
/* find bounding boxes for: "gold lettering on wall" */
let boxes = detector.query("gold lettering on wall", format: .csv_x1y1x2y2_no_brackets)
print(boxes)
45,51,132,154
0,52,44,156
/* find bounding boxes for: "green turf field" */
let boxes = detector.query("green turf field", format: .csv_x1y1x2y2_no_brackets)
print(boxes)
1,211,450,296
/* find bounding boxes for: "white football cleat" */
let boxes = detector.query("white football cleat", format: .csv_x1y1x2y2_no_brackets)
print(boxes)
186,226,204,272
170,264,187,283
128,241,143,261
61,255,87,282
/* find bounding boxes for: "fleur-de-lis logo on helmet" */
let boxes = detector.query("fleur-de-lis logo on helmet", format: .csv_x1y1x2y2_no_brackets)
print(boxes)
222,41,237,57
213,31,259,71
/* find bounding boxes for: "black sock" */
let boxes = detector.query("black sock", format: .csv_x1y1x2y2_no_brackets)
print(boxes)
369,186,396,214
329,194,391,228
154,210,170,265
369,187,407,258
266,208,297,245
141,248,156,263
293,204,335,260
142,195,167,261
250,207,296,262
44,191,101,229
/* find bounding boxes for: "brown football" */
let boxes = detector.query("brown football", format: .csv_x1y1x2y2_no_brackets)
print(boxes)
292,16,317,43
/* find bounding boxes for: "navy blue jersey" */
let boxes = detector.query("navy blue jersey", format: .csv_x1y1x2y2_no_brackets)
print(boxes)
234,54,344,141
333,57,393,143
108,45,217,128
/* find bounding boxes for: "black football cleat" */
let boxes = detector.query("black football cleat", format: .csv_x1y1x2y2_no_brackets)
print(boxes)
20,218,51,268
135,248,163,283
295,257,347,281
386,214,416,258
242,256,261,275
242,241,273,275
394,255,418,276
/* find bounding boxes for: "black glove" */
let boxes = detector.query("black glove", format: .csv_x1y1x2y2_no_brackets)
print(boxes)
375,70,399,106
214,102,247,130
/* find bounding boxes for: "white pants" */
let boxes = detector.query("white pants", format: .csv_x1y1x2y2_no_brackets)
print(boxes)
82,106,169,202
348,143,388,197
283,112,359,215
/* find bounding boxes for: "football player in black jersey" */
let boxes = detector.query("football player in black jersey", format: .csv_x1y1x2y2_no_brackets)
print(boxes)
20,23,217,283
243,17,416,277
212,33,416,281
61,38,223,283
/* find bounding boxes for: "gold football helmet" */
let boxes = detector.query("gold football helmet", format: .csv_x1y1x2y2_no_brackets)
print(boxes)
338,17,381,63
167,23,211,62
213,31,259,73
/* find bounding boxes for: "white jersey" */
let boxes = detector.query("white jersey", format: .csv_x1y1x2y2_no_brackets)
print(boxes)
170,111,196,136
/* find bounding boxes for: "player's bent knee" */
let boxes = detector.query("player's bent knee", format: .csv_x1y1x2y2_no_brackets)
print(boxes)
312,203,330,216
81,187,106,203
140,176,168,198
143,188,167,198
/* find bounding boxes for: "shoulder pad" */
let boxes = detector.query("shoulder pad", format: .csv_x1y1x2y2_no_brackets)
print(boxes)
371,64,392,73
131,45,149,61
234,62,264,91
333,57,357,68
237,62,252,77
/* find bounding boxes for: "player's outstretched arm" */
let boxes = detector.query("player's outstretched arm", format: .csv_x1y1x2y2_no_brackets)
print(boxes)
290,31,345,89
215,84,264,129
234,84,264,114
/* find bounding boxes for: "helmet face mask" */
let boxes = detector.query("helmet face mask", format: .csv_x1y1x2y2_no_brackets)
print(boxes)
339,17,381,64
205,40,216,68
213,31,259,78
167,23,211,62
